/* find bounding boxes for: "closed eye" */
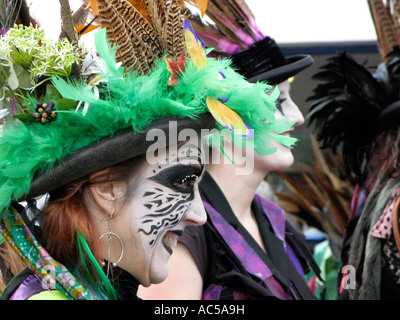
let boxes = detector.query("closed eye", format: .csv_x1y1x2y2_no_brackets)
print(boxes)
149,164,202,194
276,97,287,114
174,174,199,193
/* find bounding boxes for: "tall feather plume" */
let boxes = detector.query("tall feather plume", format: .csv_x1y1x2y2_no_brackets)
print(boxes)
144,0,186,58
187,0,264,56
163,0,186,57
96,0,151,73
92,0,188,74
126,0,153,23
367,0,400,59
145,0,166,48
392,0,400,38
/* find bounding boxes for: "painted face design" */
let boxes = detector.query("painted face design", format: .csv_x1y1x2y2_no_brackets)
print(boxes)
100,143,206,286
138,143,205,252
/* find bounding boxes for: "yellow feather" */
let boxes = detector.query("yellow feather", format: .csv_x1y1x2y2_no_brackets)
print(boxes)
206,97,252,137
184,27,207,69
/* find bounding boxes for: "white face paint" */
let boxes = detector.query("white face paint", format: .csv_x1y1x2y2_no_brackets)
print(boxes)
113,144,206,286
254,80,305,173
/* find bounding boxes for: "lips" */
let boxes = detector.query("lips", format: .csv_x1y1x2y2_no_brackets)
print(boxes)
282,128,294,137
162,230,183,254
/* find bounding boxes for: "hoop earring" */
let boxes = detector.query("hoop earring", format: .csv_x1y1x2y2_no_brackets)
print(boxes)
99,211,124,273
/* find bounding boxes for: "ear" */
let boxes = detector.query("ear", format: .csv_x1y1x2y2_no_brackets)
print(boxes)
88,169,126,216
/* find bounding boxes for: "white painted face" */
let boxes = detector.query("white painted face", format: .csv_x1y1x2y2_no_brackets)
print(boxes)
113,144,207,286
253,79,305,173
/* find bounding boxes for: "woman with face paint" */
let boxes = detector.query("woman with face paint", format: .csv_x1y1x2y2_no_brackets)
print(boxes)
0,0,289,300
138,2,321,300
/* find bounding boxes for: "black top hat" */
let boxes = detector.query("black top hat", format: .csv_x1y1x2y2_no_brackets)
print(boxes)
231,37,314,84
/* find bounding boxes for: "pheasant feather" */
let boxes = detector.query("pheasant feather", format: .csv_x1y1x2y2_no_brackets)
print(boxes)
163,0,185,58
113,0,163,62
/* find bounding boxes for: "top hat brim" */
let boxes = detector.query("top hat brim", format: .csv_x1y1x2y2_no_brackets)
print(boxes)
247,54,314,85
25,113,216,200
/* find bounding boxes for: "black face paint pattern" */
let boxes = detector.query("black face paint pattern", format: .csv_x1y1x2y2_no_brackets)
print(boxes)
276,97,286,115
138,145,205,246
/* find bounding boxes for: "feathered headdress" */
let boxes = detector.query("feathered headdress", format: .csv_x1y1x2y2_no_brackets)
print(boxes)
0,0,296,299
187,0,314,84
307,49,400,184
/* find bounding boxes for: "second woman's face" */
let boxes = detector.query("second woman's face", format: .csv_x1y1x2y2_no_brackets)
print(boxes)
254,79,305,173
114,144,207,286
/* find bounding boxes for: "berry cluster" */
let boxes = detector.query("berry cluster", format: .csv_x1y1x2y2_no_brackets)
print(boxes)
32,101,57,125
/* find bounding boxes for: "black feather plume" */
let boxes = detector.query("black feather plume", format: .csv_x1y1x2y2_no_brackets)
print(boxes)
307,51,400,184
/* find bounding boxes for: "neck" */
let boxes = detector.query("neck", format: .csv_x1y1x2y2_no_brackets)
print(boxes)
207,162,267,220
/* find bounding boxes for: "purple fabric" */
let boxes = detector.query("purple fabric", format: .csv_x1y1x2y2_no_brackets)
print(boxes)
202,194,307,300
203,202,273,280
10,273,45,300
255,194,305,278
286,242,306,280
203,201,290,300
254,194,286,242
202,284,222,300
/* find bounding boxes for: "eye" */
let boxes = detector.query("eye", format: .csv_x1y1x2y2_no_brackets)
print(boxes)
175,174,199,191
276,97,286,114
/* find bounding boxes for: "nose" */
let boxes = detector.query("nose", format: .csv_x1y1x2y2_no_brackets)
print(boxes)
284,97,305,127
183,187,207,226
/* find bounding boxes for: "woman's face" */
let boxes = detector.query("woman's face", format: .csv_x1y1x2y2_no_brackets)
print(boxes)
111,144,207,286
254,79,305,172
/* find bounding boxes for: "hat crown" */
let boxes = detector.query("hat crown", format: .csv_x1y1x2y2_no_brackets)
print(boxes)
231,37,289,79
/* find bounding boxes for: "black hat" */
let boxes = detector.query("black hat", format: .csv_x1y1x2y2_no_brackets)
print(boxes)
231,36,314,84
188,2,313,84
27,114,215,200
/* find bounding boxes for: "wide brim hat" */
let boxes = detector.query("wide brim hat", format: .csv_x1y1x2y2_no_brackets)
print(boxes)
27,114,215,200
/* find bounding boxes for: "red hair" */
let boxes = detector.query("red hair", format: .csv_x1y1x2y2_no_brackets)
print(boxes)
41,154,146,274
42,176,101,267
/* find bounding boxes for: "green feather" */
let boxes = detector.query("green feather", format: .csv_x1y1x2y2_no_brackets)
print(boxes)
0,27,295,213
